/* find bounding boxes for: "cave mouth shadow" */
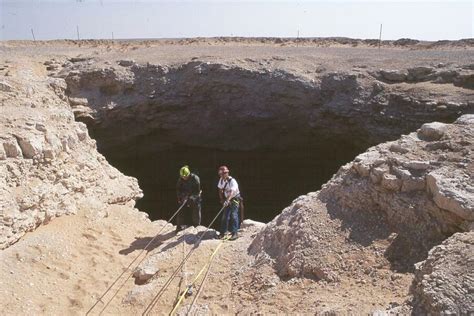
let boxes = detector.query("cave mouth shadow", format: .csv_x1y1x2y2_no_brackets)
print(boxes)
102,141,363,228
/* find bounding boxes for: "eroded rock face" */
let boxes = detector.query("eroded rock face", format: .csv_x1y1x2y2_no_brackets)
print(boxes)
61,60,473,157
412,232,474,314
376,64,474,88
0,63,143,249
250,115,473,288
320,116,473,263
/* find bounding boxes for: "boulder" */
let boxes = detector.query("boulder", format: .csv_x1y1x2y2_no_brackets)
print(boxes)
3,139,22,158
370,164,389,184
379,69,407,82
455,114,474,125
454,72,474,89
401,177,425,192
118,59,136,67
426,169,473,221
403,160,430,170
15,134,44,159
407,66,434,81
417,122,447,141
133,265,158,283
381,173,401,191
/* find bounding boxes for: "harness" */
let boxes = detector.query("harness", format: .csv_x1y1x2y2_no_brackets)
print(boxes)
222,177,245,223
222,177,241,205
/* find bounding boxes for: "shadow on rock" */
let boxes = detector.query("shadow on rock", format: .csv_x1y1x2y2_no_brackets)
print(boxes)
326,199,436,273
325,199,392,247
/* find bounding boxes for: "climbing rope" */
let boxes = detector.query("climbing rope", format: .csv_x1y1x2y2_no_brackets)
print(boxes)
86,198,189,316
185,248,216,316
142,204,227,316
170,235,230,315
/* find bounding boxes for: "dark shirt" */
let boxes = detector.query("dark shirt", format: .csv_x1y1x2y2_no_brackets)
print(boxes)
176,173,201,200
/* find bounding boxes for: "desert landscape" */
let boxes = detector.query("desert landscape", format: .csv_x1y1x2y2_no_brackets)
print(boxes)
0,38,473,315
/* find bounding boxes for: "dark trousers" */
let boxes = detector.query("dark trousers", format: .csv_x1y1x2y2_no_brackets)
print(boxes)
220,202,239,234
177,199,201,227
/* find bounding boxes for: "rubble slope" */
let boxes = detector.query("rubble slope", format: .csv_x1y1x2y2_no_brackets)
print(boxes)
250,115,473,312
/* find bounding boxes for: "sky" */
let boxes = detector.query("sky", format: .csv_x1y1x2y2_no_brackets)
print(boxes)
0,0,473,41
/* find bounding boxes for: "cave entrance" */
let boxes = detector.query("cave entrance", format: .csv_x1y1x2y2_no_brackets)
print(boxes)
64,61,374,225
101,143,359,224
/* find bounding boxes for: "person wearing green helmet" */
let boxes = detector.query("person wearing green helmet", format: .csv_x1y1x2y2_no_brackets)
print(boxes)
176,165,201,232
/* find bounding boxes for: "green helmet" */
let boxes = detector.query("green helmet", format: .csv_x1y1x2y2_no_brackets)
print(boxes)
180,165,190,177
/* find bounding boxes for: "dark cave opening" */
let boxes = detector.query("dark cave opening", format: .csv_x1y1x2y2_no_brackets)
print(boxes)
100,143,360,225
64,62,380,226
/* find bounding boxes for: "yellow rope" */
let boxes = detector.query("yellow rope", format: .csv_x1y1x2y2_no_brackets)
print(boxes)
169,236,230,315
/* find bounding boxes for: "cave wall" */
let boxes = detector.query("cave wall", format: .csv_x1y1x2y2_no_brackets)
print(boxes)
64,61,473,157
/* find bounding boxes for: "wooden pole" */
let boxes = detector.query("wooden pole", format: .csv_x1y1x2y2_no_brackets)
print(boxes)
378,23,383,49
76,25,80,40
112,32,114,40
31,28,36,41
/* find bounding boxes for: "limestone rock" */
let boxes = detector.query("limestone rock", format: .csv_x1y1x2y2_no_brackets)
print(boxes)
454,72,474,89
14,134,44,159
3,139,22,158
133,265,158,283
0,145,6,160
455,114,474,125
381,173,401,191
252,114,474,281
412,232,474,314
0,59,143,249
427,168,473,221
407,66,434,81
417,122,447,141
118,59,136,67
240,219,266,230
401,177,425,192
379,69,408,82
0,80,13,92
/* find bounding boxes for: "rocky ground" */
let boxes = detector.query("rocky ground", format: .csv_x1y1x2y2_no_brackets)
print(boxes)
0,39,473,314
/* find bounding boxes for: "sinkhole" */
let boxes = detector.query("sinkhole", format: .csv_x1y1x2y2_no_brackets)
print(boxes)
63,61,417,224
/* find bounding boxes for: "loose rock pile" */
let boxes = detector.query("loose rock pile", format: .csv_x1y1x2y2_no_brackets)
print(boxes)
250,115,473,312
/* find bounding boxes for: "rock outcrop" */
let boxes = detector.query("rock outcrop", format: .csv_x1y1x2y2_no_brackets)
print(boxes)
61,60,473,157
375,64,474,88
250,115,473,311
320,115,473,265
411,232,474,314
0,63,143,249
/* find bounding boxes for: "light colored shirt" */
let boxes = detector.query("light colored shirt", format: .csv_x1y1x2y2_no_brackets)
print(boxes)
217,177,240,199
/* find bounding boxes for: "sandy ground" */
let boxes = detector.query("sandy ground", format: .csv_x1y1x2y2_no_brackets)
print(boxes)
1,39,473,75
0,203,412,315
